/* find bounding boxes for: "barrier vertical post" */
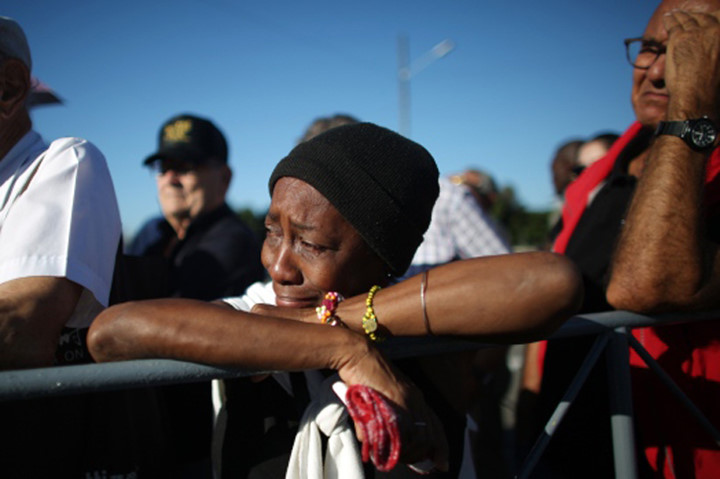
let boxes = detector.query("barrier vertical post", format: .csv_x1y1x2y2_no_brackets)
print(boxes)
606,327,637,479
516,333,610,479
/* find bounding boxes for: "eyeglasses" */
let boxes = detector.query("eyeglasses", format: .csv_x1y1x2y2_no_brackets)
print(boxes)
624,38,666,69
148,158,224,176
148,159,197,176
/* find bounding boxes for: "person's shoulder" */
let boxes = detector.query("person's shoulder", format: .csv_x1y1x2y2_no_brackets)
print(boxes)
431,177,458,207
127,216,171,255
135,216,168,234
186,209,262,268
44,137,107,167
437,177,455,193
436,177,475,213
205,207,261,243
23,137,115,197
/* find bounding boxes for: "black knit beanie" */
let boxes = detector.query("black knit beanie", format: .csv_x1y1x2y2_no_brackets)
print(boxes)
268,123,439,276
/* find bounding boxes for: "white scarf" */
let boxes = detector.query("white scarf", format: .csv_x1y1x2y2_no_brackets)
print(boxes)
286,376,364,479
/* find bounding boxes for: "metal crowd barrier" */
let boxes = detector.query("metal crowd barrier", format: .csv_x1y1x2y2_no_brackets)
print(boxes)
515,310,720,479
1,310,719,479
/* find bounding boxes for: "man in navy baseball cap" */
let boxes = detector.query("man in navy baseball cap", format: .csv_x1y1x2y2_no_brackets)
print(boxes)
130,113,264,475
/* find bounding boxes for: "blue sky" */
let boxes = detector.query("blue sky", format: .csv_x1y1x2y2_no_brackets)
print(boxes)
6,0,657,239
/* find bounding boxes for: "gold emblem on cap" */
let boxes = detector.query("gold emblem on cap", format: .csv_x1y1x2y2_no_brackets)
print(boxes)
163,119,192,143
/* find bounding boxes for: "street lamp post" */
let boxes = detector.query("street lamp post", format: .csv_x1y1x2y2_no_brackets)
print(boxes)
397,36,455,138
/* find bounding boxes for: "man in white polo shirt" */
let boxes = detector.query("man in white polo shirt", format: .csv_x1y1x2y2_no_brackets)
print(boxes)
0,16,121,369
0,17,172,479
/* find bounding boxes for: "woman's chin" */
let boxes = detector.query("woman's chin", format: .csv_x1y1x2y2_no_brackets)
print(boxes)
275,297,317,309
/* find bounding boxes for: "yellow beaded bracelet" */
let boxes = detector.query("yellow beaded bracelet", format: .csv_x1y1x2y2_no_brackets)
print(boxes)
362,285,383,342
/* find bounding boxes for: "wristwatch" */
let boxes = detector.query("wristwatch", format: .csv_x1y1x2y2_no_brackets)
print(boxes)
655,116,718,152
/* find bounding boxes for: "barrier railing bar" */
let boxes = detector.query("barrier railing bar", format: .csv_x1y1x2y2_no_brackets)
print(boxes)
607,327,638,479
515,332,611,479
0,336,487,402
547,309,720,340
626,333,720,446
0,359,264,401
2,311,720,403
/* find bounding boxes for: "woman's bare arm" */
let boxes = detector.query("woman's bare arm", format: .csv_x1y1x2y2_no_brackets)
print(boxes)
255,251,583,342
89,299,371,371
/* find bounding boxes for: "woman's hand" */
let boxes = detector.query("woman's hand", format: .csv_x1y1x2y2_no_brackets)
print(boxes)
254,302,449,470
336,339,449,472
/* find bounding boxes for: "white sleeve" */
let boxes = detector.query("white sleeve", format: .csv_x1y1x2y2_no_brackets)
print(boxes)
221,281,276,312
0,138,121,307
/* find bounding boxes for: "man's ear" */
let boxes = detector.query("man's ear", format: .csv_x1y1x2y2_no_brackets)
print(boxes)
221,164,232,191
0,59,31,119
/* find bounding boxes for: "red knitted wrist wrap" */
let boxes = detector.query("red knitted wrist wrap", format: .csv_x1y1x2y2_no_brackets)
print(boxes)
344,384,401,472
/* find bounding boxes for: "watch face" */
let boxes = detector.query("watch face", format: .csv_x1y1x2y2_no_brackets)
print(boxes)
690,119,718,149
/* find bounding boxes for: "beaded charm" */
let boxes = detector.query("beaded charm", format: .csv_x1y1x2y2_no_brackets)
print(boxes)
316,291,344,327
362,285,383,341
